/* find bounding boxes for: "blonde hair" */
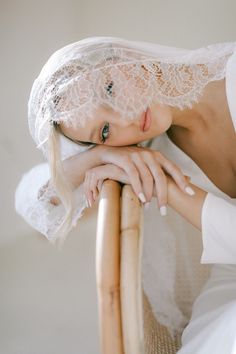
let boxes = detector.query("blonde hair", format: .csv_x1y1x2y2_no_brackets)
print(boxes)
47,122,74,249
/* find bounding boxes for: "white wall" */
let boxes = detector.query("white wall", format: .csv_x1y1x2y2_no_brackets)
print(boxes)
1,0,235,353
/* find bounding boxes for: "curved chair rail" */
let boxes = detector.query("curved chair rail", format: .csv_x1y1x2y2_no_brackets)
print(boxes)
96,180,181,354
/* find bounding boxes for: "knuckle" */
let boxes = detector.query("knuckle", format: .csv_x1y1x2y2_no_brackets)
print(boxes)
142,173,153,185
163,160,174,170
142,150,153,160
172,164,182,174
85,170,93,178
166,163,183,179
144,173,153,182
122,155,132,164
154,150,163,159
168,161,182,173
131,152,140,160
126,164,138,176
145,150,156,161
152,165,164,179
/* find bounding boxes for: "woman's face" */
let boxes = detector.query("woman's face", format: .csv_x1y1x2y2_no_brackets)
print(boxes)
59,103,173,146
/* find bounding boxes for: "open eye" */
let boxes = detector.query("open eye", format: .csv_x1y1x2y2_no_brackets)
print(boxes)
100,122,110,143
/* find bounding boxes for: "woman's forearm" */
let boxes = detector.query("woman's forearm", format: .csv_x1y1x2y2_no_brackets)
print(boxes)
167,177,207,231
62,145,104,188
43,145,104,205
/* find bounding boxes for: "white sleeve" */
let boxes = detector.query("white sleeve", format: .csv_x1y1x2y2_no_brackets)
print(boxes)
15,163,87,241
200,192,236,264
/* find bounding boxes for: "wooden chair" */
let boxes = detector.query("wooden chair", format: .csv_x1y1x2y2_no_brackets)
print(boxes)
96,180,182,354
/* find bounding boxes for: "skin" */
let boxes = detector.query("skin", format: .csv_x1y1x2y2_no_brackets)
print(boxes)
59,102,173,146
57,78,236,231
59,103,191,213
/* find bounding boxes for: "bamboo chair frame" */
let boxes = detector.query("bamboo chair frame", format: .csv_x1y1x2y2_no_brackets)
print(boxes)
96,180,181,354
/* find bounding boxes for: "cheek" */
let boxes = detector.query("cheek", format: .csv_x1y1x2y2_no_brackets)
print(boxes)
107,125,140,146
151,104,172,134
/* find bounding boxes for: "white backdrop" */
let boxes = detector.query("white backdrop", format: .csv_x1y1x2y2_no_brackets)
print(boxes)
1,0,235,353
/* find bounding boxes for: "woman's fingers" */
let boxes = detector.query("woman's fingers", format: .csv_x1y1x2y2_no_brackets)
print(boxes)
103,150,146,203
90,173,100,201
118,156,147,203
84,171,95,207
97,179,103,193
131,153,154,202
156,153,195,196
84,146,195,212
84,169,103,207
83,164,131,208
103,146,196,203
144,156,168,214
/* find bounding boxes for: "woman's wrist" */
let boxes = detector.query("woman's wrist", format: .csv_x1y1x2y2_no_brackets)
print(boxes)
166,176,207,230
62,144,105,188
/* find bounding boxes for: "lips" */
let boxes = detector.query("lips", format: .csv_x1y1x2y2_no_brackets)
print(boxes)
140,107,152,132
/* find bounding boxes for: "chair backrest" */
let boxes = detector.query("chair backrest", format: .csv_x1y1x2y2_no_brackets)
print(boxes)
96,180,182,354
96,180,124,354
120,183,144,354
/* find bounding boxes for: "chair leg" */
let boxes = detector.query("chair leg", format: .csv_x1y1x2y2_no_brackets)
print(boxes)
96,180,124,354
120,185,144,354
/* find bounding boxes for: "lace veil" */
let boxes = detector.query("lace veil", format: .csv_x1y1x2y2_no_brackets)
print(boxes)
28,36,235,157
26,37,236,337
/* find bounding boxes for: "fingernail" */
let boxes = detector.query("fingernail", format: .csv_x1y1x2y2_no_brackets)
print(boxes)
85,199,90,208
138,192,146,203
185,186,195,196
144,202,150,210
160,205,167,216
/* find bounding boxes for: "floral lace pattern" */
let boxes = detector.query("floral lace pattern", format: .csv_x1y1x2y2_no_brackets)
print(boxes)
18,38,236,335
28,37,236,155
15,163,87,242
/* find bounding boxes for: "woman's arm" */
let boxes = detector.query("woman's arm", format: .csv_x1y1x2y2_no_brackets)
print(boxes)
167,176,207,230
50,144,193,209
15,163,87,240
83,162,236,264
167,176,236,264
83,162,207,229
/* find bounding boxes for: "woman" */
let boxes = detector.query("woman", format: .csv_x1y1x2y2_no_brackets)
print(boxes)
15,37,236,353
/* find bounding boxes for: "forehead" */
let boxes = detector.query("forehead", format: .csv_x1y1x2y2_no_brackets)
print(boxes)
52,61,148,131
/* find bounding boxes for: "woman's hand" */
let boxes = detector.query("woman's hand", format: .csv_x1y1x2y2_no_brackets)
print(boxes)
83,161,193,215
83,163,130,207
96,145,195,211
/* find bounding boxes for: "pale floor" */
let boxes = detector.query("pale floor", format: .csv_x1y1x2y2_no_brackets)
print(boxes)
0,207,100,354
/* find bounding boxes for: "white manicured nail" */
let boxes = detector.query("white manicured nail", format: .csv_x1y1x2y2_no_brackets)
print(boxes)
160,205,167,216
138,192,146,203
144,202,150,210
185,186,195,196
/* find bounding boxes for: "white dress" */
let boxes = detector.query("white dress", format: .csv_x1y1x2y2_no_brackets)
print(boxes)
142,49,236,353
15,47,236,353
